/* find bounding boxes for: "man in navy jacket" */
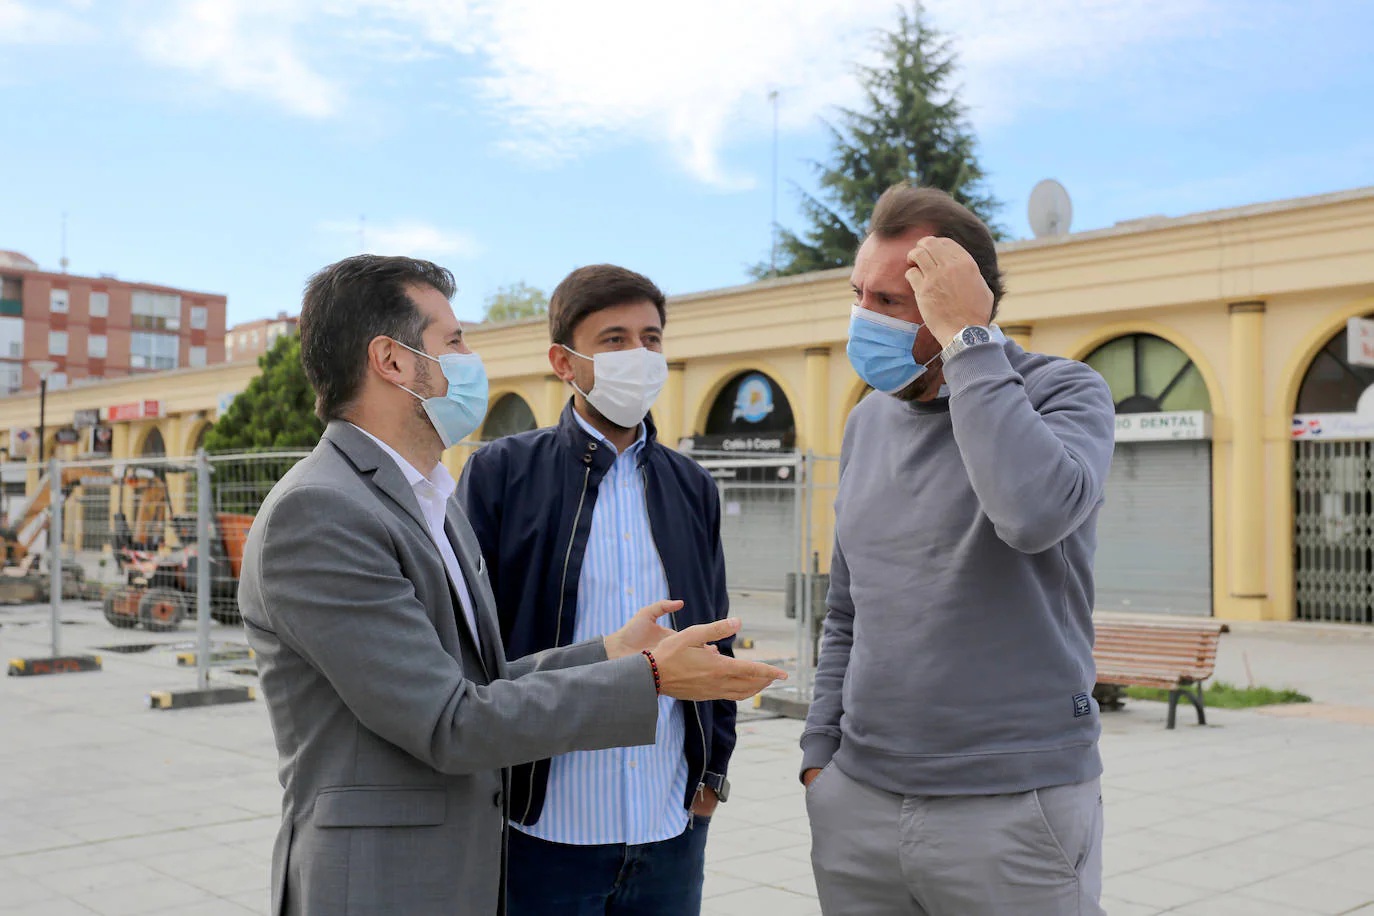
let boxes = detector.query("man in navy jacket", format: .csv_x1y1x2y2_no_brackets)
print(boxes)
460,264,734,916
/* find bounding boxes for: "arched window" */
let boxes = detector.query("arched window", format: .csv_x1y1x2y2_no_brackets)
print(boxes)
1084,334,1210,413
141,428,166,458
1295,317,1374,413
481,394,537,441
704,371,795,440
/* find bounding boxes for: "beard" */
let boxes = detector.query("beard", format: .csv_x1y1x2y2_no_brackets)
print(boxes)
892,362,944,402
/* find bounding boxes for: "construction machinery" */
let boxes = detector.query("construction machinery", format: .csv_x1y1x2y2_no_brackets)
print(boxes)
0,465,172,606
101,510,254,632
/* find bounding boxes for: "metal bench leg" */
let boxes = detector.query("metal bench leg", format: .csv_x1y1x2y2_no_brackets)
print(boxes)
1168,685,1207,728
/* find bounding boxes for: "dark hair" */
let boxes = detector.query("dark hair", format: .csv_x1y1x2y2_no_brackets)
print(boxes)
548,264,667,347
867,184,1005,316
299,255,455,421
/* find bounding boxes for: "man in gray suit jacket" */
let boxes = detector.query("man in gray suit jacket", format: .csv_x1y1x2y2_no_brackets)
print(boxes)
238,255,785,916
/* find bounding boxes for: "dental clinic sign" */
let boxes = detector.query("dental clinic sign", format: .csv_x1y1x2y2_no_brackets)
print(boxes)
1114,410,1211,442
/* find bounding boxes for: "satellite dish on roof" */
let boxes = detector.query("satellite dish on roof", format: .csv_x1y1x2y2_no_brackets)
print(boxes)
1028,179,1073,238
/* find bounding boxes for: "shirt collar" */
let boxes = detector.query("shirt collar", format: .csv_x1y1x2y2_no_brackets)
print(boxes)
571,407,646,459
350,423,456,500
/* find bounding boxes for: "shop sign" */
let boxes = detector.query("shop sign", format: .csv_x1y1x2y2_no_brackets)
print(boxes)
1291,413,1374,442
54,427,80,445
10,428,33,458
73,408,101,428
1114,410,1211,442
1348,317,1374,368
679,434,791,453
731,374,776,424
108,400,163,422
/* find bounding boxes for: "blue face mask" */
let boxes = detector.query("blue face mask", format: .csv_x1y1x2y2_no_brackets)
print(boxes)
394,341,489,449
846,305,940,394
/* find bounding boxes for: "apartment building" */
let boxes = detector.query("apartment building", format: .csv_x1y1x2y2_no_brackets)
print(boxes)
225,312,297,363
0,250,227,395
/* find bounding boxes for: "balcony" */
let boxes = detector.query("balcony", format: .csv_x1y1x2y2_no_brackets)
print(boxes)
0,298,20,317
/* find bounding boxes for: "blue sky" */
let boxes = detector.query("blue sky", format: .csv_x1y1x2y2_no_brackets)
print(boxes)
1,0,1371,327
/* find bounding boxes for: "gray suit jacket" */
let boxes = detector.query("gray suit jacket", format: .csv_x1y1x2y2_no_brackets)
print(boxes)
239,422,659,916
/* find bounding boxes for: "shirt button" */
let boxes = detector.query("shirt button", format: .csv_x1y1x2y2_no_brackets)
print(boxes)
623,534,631,542
629,761,637,770
627,587,634,596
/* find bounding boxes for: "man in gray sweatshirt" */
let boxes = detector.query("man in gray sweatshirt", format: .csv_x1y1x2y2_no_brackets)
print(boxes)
801,184,1115,916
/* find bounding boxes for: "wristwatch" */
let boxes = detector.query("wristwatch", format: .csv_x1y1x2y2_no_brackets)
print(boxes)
940,325,993,364
701,772,730,803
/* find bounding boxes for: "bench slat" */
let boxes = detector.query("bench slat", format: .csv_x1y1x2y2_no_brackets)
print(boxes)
1091,621,1223,690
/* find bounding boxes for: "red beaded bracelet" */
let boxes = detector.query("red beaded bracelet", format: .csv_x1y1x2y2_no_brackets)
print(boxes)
641,650,662,695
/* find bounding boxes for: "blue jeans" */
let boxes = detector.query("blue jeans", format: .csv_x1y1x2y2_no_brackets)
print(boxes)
506,815,711,916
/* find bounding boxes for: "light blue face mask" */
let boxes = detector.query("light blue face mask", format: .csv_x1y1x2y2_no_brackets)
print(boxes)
846,305,940,394
394,341,489,448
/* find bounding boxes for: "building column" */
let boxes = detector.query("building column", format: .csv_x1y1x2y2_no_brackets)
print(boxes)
543,374,567,427
803,347,832,454
1228,300,1268,619
657,361,686,449
1001,323,1033,351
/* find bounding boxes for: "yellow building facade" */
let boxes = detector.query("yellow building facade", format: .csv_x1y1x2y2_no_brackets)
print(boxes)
3,186,1373,624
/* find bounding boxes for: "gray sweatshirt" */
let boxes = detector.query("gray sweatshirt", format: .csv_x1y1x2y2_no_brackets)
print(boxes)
801,337,1115,796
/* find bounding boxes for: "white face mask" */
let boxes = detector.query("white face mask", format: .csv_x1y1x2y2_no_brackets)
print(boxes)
562,346,668,429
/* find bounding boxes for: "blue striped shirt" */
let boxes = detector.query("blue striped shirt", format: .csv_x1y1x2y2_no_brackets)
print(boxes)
515,413,690,846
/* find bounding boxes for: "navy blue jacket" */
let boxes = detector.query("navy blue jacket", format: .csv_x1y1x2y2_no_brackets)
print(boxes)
459,400,736,826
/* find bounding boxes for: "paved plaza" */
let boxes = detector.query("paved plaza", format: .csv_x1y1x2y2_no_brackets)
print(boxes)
4,599,1374,915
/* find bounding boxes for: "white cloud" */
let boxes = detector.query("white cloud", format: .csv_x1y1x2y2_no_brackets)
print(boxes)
137,0,341,118
384,0,1223,187
0,0,88,43
8,0,1228,185
320,219,483,259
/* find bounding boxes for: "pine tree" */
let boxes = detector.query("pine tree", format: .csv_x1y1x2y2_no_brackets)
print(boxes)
753,2,1003,279
203,333,323,453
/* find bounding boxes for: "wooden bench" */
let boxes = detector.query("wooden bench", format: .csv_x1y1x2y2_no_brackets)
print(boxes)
1093,621,1227,729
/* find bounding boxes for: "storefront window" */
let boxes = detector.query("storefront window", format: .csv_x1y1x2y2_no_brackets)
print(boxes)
1084,334,1209,413
480,394,537,441
1295,318,1374,413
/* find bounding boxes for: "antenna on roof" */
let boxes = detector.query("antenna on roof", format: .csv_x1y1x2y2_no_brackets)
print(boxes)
59,211,70,273
1028,179,1073,238
768,88,780,278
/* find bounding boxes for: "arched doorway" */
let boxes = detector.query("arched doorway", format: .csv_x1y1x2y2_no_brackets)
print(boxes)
141,428,166,458
481,394,538,441
1084,334,1214,616
692,370,798,592
1291,316,1374,624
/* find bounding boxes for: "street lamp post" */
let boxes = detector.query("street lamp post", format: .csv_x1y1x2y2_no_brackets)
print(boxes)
31,361,58,465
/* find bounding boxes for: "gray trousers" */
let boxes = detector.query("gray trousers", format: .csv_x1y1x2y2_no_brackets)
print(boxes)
806,763,1104,916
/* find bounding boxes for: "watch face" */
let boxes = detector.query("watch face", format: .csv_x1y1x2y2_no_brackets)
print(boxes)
963,327,991,346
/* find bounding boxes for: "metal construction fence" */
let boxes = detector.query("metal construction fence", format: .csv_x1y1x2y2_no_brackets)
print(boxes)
684,450,839,700
2,451,310,695
4,443,841,705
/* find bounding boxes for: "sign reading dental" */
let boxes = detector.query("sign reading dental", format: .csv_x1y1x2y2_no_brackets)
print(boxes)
1113,410,1211,442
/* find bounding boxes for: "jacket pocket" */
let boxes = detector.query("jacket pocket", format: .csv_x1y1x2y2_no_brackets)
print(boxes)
312,787,447,828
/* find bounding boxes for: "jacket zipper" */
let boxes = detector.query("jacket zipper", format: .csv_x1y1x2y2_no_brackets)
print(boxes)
520,463,591,827
640,466,709,828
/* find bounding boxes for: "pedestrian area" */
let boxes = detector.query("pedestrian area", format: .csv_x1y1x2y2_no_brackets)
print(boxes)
4,603,1374,915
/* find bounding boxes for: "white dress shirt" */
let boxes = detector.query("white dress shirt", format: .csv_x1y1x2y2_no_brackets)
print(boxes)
352,425,481,650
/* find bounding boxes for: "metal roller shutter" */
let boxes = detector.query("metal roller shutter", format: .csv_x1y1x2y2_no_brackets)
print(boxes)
1093,440,1213,615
